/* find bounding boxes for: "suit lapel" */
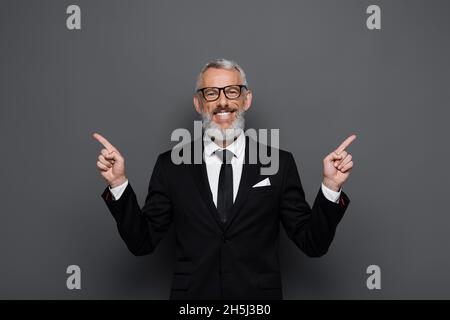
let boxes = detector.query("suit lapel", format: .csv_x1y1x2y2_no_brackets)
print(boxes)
190,139,225,231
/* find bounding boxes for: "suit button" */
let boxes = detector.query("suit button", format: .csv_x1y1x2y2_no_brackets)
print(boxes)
222,235,228,243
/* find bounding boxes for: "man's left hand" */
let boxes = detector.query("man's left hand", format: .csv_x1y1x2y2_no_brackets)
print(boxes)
322,134,357,192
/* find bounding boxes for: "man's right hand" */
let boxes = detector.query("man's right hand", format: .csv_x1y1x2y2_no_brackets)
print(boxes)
93,132,127,188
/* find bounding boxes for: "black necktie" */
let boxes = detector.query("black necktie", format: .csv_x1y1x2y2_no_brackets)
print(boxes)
216,149,234,224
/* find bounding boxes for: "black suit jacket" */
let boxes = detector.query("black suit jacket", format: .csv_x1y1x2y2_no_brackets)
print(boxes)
101,137,350,300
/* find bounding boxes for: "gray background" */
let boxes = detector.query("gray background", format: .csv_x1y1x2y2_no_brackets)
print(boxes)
1,0,449,299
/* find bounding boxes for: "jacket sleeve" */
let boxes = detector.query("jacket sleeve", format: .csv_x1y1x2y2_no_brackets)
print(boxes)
101,154,173,256
280,152,350,257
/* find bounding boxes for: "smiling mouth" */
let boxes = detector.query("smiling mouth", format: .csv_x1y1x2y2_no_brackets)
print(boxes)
213,109,236,116
213,110,236,122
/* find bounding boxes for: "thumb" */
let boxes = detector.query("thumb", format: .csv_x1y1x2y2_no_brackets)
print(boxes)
104,150,121,161
324,151,343,162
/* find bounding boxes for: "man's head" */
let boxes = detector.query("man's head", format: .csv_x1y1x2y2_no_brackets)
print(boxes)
193,58,253,143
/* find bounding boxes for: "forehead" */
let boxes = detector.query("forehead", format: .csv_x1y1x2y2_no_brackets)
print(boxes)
200,68,243,88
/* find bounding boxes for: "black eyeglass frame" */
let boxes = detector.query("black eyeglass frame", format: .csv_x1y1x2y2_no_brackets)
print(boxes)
196,85,248,102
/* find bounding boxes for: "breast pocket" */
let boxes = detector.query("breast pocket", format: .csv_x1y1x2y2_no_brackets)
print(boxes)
249,185,275,196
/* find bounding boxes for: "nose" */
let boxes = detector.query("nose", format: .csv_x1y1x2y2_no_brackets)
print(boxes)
216,89,229,108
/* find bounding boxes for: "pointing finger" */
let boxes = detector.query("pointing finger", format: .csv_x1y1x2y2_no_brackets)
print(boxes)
335,134,357,154
93,132,116,152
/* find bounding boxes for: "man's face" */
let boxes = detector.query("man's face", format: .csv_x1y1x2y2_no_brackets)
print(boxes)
193,68,252,130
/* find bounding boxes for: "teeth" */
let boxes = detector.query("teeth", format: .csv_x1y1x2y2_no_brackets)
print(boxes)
217,112,230,115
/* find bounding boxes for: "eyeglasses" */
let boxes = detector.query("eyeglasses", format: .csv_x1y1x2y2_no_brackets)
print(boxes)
196,85,248,102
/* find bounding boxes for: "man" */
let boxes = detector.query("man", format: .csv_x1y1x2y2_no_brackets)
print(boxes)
93,58,355,300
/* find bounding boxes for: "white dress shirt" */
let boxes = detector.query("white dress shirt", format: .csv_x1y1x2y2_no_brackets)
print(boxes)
108,134,342,204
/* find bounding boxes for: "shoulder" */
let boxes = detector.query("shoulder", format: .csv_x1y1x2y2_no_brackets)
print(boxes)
158,149,173,161
155,149,175,167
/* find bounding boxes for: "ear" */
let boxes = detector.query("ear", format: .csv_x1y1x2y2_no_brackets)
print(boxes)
243,89,253,111
193,94,202,114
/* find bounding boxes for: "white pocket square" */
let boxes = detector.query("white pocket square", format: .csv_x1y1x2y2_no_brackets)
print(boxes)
252,178,271,188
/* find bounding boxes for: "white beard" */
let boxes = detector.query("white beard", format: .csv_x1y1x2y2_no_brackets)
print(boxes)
202,109,245,144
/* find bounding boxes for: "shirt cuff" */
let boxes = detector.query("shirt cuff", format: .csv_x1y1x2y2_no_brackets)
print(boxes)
321,182,341,203
109,179,129,200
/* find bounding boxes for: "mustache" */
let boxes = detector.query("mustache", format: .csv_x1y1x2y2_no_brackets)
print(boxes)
212,107,237,115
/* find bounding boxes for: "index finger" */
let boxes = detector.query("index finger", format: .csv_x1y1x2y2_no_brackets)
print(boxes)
92,132,116,152
335,134,357,154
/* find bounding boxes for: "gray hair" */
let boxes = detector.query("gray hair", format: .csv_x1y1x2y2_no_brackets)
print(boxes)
195,58,248,90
